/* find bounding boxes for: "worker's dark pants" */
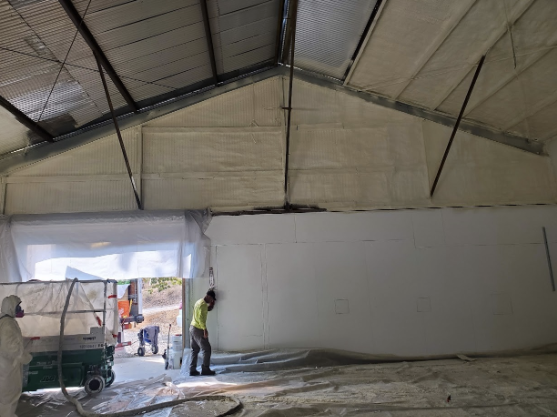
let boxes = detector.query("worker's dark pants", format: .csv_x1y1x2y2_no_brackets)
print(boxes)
189,326,211,371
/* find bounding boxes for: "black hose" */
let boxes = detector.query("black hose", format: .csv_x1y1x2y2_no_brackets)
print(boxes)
58,278,242,417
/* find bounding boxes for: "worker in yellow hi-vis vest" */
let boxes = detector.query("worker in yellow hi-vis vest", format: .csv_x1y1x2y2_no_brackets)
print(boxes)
189,289,216,376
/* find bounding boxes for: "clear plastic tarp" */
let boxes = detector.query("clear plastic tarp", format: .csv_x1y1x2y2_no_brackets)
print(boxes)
0,210,210,283
0,280,118,340
16,351,557,417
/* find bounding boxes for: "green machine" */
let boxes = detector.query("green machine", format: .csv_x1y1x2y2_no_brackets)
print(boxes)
0,280,119,395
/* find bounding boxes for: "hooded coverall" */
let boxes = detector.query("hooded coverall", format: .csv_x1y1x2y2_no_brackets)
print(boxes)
0,295,32,417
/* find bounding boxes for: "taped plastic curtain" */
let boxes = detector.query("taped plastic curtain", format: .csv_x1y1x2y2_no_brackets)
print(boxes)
6,210,210,282
0,280,118,338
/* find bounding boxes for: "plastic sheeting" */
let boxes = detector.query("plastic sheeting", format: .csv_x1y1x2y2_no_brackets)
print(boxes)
16,352,557,417
0,210,210,282
0,280,118,339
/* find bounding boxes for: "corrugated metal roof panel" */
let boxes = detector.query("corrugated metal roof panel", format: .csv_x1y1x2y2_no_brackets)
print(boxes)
134,53,211,83
104,23,206,67
209,0,280,75
93,6,202,51
72,0,133,15
0,0,131,135
157,65,213,89
114,39,208,76
292,0,378,79
84,0,199,33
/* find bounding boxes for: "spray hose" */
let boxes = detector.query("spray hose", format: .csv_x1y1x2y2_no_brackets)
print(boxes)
57,279,242,417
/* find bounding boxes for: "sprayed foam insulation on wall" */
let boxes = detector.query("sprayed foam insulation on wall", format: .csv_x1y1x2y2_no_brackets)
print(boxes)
2,75,556,214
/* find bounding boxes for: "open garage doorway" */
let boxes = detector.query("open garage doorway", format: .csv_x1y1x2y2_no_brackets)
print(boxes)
115,278,184,381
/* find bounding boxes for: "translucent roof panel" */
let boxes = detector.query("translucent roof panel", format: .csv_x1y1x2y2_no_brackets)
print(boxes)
292,0,378,79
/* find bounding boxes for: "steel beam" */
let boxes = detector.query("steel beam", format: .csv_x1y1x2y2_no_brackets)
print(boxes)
543,227,556,292
0,65,543,176
343,0,385,84
274,0,286,65
95,52,142,210
200,0,219,83
284,0,298,201
0,95,54,143
58,0,138,112
430,55,486,197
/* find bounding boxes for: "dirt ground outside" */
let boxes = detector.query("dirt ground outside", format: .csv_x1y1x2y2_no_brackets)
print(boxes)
115,282,183,359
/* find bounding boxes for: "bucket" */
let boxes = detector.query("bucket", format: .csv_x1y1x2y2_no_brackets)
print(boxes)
172,335,183,352
118,301,130,318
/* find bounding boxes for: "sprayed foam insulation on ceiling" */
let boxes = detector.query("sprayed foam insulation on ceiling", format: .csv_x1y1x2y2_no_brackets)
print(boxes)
346,0,557,142
3,76,556,214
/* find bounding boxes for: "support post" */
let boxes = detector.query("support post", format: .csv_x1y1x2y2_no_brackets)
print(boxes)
94,52,143,210
284,0,298,203
182,279,187,352
543,227,556,292
430,55,486,197
199,0,219,83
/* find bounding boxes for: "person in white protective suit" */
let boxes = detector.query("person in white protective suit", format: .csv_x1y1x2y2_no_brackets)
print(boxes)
0,295,32,417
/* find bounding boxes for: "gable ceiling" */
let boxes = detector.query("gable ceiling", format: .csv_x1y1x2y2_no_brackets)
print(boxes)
0,0,556,165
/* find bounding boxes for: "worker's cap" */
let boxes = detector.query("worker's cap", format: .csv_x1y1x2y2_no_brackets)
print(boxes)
206,290,217,301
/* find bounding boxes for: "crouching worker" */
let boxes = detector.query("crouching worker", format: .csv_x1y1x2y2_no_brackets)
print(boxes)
189,290,216,376
0,296,32,417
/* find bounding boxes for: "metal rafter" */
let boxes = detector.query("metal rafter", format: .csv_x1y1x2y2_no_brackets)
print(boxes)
94,52,142,210
0,95,55,143
343,0,386,84
430,55,486,197
57,0,139,112
284,0,298,202
200,0,219,83
274,0,286,65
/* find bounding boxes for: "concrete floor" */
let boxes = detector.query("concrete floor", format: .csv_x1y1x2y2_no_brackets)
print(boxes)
113,355,181,382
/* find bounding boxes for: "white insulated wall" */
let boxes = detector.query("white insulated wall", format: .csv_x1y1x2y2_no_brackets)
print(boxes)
199,206,557,356
2,76,556,214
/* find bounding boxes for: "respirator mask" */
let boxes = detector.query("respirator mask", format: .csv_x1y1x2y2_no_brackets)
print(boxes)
15,303,24,318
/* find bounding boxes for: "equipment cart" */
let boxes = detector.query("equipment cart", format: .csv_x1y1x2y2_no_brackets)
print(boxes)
0,280,119,395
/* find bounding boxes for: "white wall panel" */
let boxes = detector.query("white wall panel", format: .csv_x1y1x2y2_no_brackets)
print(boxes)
214,245,265,351
294,211,414,243
265,243,321,348
207,214,296,245
208,207,557,357
313,242,373,354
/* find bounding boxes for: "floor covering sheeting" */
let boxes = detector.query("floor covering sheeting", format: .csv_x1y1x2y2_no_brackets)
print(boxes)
16,352,557,416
